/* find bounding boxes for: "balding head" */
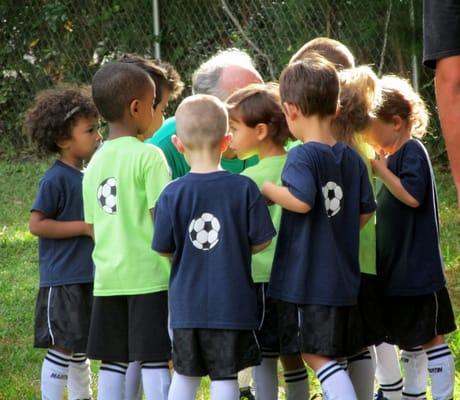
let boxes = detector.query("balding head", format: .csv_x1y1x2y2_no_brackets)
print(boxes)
192,48,263,100
175,95,228,148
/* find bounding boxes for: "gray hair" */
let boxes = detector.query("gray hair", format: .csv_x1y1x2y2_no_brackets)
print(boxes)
192,48,258,99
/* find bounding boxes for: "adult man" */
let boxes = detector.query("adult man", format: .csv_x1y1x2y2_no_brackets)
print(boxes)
146,48,262,178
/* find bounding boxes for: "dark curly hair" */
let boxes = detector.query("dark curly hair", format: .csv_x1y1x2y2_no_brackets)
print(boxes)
25,86,98,155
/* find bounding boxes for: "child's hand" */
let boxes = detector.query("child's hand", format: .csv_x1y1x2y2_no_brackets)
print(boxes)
370,150,388,178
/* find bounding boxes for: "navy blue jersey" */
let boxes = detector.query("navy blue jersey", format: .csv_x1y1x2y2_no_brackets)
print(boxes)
153,171,276,330
376,139,445,296
268,142,376,306
31,160,94,287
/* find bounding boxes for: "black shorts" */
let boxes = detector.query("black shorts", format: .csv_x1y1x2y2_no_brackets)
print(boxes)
171,328,261,380
384,286,456,349
87,291,171,363
357,273,386,347
34,283,93,353
298,303,364,358
255,285,301,356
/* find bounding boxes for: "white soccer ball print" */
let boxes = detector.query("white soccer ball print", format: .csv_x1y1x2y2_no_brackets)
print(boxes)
97,177,117,214
322,181,343,217
188,212,221,251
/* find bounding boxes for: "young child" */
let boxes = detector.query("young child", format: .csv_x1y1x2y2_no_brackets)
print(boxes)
152,94,276,400
226,83,309,400
27,86,101,400
262,56,377,400
83,62,172,400
367,75,457,400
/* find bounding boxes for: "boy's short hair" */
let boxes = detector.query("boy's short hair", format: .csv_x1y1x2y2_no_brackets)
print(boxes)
290,37,355,71
175,95,228,148
118,54,184,107
280,56,340,118
25,86,98,155
226,83,291,146
92,62,154,122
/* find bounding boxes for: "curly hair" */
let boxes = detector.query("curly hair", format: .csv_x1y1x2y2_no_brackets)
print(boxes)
226,83,291,147
25,86,98,155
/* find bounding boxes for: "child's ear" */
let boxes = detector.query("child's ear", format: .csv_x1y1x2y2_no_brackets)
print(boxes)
283,102,299,121
55,137,70,150
129,99,140,118
220,133,233,153
255,123,268,141
171,135,185,154
392,115,404,131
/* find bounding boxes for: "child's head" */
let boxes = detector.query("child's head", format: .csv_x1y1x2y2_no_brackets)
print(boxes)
290,37,355,71
25,86,100,160
174,95,229,155
280,55,339,137
92,62,156,137
366,75,429,154
331,65,380,147
226,83,290,159
118,54,184,134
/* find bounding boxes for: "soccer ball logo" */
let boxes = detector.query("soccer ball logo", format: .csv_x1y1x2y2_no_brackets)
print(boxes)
322,181,343,217
97,177,117,214
188,212,221,251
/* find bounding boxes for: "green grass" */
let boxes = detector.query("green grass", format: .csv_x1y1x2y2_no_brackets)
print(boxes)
0,159,458,399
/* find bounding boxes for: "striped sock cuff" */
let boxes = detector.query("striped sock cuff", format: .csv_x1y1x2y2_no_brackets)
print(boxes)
316,361,344,385
261,350,279,359
337,359,348,371
140,360,170,369
212,373,238,381
348,349,372,364
426,344,451,361
284,367,308,383
70,353,87,363
100,361,128,375
380,378,403,393
401,390,427,399
46,350,71,368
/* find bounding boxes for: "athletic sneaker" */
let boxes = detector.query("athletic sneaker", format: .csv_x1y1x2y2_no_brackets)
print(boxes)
374,389,387,400
239,388,255,400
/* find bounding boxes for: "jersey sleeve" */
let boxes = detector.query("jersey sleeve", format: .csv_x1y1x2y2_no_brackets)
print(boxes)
399,142,429,205
358,159,377,214
282,147,317,206
31,178,61,217
82,173,94,224
144,145,171,210
152,192,175,253
248,182,276,246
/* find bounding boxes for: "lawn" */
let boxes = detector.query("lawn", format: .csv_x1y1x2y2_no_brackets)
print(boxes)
0,159,458,399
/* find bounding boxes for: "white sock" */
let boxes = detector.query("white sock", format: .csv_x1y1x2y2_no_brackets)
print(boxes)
98,361,128,400
167,372,200,400
426,344,455,400
67,353,91,400
125,362,142,400
253,356,278,400
238,367,253,390
141,361,171,400
347,349,375,400
316,361,357,400
41,349,70,400
284,367,309,400
210,376,239,400
401,347,428,399
375,343,403,400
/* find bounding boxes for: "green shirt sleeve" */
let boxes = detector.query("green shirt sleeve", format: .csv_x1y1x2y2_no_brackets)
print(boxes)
82,172,94,224
144,145,171,209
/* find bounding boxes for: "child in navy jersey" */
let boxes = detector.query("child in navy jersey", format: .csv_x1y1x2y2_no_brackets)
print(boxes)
262,56,376,400
366,75,456,400
27,86,101,400
153,94,276,400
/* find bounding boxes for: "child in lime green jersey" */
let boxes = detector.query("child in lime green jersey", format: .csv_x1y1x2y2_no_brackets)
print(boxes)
227,83,309,400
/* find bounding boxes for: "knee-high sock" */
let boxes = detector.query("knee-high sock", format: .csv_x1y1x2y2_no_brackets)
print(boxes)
41,349,70,400
67,353,91,400
284,366,309,400
316,361,357,400
98,361,128,400
374,343,403,400
125,362,142,400
210,376,239,400
141,361,171,400
253,356,278,400
167,372,200,400
348,349,375,400
426,344,455,400
401,347,428,400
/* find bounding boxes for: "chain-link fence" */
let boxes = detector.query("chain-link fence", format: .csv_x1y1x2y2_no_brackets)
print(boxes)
0,0,445,160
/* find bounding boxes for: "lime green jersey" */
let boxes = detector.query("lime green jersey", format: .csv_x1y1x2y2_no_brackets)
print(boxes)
83,137,171,296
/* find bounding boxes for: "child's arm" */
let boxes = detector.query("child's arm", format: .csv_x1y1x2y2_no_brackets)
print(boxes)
359,212,374,229
252,239,272,254
370,154,420,208
29,211,92,238
262,182,311,213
